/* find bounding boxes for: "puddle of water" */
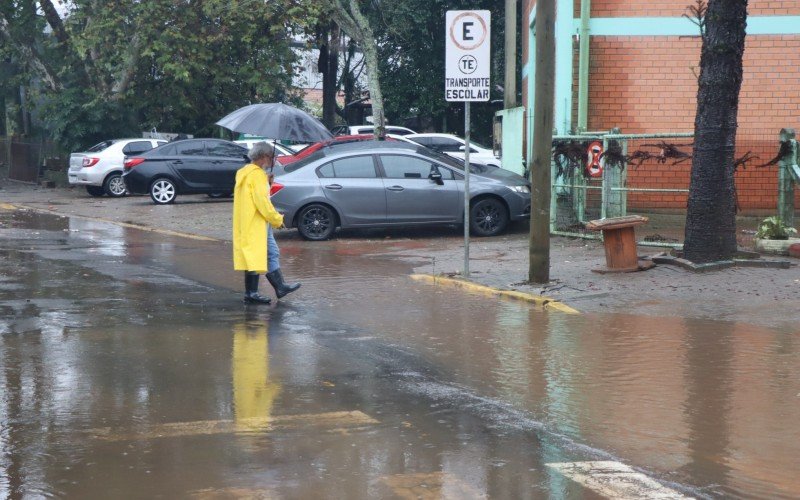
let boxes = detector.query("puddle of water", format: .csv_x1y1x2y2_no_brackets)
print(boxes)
1,209,798,499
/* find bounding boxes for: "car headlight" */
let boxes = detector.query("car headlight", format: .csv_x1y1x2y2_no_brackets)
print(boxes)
509,185,530,193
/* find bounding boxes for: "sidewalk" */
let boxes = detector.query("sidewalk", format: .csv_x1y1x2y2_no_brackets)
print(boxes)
3,181,799,329
399,230,800,330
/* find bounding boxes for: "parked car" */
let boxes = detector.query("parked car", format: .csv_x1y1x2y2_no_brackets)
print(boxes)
271,142,530,240
406,133,501,168
69,138,166,197
331,125,417,136
277,134,403,165
122,139,249,204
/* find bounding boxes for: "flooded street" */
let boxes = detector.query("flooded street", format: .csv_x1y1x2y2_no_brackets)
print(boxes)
1,207,798,499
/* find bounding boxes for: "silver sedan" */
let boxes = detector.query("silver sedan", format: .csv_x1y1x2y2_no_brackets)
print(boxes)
271,142,531,240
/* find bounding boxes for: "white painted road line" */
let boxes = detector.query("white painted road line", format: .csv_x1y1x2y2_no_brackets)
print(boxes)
546,461,692,499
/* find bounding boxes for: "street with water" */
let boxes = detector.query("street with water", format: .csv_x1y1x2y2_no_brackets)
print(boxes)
1,196,799,499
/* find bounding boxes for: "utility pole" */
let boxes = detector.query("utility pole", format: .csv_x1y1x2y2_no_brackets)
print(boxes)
504,0,517,109
528,0,556,283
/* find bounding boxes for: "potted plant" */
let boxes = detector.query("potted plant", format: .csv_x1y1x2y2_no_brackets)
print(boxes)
753,216,800,254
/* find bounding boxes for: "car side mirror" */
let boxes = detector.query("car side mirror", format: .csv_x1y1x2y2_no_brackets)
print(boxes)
429,166,444,185
459,145,467,152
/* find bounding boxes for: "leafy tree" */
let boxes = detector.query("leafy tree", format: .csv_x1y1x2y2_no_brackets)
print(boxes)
683,0,748,262
316,0,387,138
374,0,508,142
2,0,299,150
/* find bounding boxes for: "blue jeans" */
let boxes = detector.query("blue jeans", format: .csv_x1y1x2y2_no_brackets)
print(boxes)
267,226,280,272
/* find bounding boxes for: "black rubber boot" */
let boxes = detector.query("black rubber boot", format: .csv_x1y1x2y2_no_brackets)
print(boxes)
266,268,301,299
243,273,271,304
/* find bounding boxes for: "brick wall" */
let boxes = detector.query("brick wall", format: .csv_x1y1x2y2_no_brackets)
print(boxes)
587,34,800,210
522,0,800,211
590,0,800,18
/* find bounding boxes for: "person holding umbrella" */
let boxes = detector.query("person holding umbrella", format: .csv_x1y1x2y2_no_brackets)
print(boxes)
233,142,300,304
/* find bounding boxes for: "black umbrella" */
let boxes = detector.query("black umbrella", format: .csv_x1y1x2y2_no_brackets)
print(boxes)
215,103,332,143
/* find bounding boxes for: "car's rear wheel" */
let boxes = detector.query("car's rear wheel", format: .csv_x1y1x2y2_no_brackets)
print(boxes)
150,178,177,205
104,172,127,197
470,197,509,237
86,186,105,197
297,204,336,241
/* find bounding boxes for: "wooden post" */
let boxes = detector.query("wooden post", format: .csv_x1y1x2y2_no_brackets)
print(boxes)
528,0,556,284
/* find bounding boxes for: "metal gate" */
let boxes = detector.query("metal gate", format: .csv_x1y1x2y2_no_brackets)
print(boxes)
550,131,695,248
7,140,43,184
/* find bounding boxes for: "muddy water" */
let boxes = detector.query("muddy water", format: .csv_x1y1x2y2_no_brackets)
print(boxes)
1,209,798,498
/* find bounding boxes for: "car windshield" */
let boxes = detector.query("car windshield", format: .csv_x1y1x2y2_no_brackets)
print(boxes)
86,140,116,152
282,150,326,173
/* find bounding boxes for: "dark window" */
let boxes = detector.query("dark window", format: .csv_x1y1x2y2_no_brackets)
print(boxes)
381,155,439,180
175,141,205,156
355,127,374,135
86,140,115,153
152,144,176,156
123,141,154,155
318,156,377,178
429,138,462,153
387,127,412,136
206,141,247,157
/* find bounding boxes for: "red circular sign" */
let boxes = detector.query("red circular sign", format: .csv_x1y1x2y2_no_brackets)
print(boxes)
586,141,604,178
449,12,488,51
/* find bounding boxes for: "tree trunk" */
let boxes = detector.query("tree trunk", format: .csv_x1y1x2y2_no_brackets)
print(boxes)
345,0,384,139
0,13,61,91
359,34,385,139
327,0,386,139
320,23,340,129
683,0,748,263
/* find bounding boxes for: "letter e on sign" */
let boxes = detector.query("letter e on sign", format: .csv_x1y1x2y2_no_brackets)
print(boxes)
445,10,490,102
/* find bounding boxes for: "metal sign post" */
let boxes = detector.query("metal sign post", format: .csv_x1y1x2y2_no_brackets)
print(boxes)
445,9,490,277
464,102,471,276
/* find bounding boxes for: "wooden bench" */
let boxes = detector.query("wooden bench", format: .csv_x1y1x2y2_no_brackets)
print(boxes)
586,215,655,273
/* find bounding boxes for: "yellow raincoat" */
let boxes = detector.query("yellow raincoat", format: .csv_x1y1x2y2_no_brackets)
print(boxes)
232,164,284,272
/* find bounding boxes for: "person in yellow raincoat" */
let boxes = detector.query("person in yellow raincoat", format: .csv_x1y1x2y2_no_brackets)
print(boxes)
233,142,287,304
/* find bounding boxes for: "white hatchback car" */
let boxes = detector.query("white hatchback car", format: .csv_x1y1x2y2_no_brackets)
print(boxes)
331,125,417,136
69,138,166,197
406,133,500,168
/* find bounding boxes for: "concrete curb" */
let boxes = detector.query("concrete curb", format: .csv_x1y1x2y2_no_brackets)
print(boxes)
1,203,222,242
410,274,580,314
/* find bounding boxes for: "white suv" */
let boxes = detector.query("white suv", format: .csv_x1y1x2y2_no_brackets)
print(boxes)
406,133,500,168
69,138,166,197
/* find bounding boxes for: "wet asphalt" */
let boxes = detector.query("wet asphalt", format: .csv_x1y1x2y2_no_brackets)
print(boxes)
1,207,798,499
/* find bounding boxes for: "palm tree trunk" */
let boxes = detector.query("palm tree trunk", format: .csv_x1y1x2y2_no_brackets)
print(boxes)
683,0,748,263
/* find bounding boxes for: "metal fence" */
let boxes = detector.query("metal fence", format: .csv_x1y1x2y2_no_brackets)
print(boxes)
549,129,784,248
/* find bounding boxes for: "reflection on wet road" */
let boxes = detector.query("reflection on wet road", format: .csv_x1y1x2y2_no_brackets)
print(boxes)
1,208,798,498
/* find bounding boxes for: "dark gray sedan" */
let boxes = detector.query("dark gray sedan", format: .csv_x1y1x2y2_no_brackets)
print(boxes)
272,142,531,240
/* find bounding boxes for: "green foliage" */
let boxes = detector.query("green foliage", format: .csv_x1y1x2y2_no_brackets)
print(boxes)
373,0,510,142
3,0,300,151
755,216,798,240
